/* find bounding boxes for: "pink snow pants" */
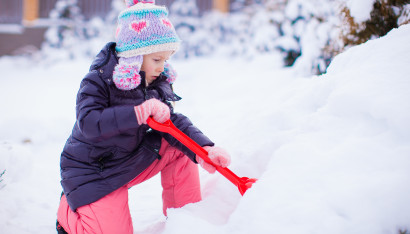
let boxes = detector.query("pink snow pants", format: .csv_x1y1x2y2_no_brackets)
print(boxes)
57,139,201,234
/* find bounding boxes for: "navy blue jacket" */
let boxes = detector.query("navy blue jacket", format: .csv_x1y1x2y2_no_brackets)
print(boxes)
60,42,214,211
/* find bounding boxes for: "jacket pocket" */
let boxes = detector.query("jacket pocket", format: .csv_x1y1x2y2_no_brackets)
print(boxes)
137,137,161,160
138,129,162,160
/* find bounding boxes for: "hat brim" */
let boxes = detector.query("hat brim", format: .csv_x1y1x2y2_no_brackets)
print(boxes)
117,42,180,58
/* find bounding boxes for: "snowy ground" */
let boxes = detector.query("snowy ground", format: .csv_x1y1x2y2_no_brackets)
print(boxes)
1,24,410,234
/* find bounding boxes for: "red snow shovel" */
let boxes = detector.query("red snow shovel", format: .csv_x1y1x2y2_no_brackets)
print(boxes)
147,117,257,196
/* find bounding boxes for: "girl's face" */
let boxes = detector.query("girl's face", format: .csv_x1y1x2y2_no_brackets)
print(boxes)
141,51,173,85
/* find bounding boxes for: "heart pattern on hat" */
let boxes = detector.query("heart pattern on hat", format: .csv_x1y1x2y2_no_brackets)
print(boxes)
161,18,173,28
115,26,121,38
130,20,148,34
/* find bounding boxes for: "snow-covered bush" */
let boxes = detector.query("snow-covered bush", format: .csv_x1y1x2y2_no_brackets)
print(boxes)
41,0,122,60
44,0,83,48
37,0,341,75
275,0,340,74
37,0,409,76
169,0,206,58
170,0,340,75
339,0,410,48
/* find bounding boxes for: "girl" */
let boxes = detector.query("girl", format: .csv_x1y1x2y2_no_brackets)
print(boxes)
56,1,231,233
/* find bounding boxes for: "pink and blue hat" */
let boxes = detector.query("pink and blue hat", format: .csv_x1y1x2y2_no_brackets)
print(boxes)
113,0,180,90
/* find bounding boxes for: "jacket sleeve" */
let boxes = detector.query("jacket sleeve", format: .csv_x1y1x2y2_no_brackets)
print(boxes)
162,112,214,162
75,72,140,141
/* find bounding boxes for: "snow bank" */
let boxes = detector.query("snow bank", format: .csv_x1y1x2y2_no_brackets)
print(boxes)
164,24,410,234
0,23,409,234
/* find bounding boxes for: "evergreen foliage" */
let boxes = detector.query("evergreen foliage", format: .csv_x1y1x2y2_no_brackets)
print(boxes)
340,0,410,48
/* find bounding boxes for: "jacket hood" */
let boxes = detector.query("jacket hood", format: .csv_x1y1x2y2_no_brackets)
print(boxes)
89,42,181,102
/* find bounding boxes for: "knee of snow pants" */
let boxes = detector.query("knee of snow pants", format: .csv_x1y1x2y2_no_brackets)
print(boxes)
127,138,202,215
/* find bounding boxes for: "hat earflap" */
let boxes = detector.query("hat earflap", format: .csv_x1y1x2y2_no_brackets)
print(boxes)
113,56,143,90
163,62,177,84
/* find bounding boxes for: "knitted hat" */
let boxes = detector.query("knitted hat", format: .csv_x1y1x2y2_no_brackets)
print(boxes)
113,0,180,90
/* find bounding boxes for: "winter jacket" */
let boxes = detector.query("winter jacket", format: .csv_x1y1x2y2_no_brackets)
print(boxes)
60,42,214,211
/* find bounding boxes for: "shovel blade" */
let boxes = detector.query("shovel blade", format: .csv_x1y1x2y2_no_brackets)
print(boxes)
238,177,257,196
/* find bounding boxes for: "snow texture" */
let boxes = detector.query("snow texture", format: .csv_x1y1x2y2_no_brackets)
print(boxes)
0,18,410,234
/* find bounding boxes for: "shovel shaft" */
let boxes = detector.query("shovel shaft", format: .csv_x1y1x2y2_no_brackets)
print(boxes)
147,118,243,188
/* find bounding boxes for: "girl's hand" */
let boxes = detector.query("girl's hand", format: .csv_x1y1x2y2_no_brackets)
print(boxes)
196,146,231,174
134,99,170,125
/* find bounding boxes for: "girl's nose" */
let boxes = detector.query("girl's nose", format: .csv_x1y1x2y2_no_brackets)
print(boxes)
157,65,164,73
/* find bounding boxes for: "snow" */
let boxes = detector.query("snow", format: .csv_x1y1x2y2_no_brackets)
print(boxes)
0,24,24,34
1,22,410,234
343,0,376,23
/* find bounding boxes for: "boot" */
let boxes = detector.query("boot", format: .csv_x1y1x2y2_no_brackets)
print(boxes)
56,220,68,234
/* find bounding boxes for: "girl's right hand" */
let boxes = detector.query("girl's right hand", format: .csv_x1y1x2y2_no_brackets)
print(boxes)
134,99,170,125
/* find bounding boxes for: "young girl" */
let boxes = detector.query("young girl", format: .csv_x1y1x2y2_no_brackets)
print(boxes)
56,1,231,233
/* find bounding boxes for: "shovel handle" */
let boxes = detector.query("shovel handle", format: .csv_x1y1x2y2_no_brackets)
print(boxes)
147,117,245,190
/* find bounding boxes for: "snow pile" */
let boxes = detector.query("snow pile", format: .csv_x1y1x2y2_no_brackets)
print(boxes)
0,23,409,234
160,23,410,233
